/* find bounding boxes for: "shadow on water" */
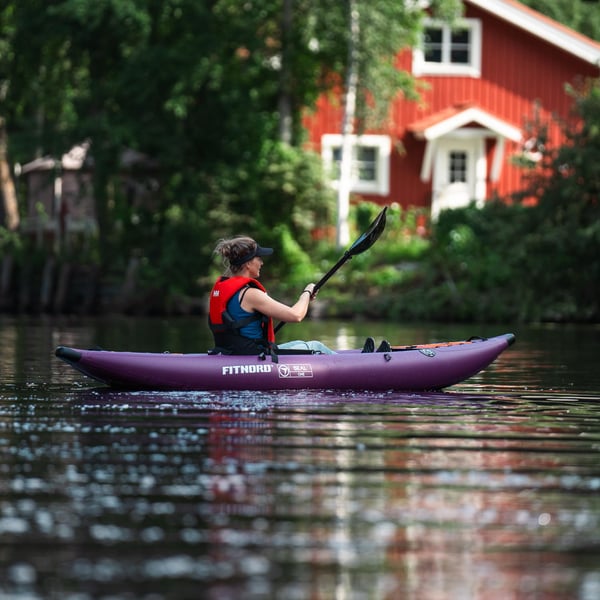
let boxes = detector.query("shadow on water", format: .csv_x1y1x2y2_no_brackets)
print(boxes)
1,316,600,599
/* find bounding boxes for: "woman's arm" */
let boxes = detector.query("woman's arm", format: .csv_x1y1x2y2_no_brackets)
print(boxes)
241,284,315,323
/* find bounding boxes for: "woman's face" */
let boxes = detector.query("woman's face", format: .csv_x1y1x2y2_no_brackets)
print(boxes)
245,256,263,279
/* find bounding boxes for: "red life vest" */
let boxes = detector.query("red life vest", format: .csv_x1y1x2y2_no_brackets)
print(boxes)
208,277,275,352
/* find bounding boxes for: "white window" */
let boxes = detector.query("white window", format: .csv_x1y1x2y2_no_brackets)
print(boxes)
413,19,481,77
321,134,391,196
449,150,468,183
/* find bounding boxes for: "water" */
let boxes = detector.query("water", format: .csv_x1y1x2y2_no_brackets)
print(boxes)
1,316,599,599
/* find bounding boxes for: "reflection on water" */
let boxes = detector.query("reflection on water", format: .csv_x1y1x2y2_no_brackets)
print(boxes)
1,317,600,599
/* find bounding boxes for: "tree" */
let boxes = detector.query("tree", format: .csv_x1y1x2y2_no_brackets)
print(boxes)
0,3,19,231
0,118,19,231
510,78,600,320
517,79,600,227
1,0,463,305
336,0,360,247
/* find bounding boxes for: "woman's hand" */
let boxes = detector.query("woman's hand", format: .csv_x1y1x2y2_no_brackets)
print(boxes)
302,283,316,299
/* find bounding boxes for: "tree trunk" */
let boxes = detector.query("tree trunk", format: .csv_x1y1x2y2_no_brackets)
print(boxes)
336,0,359,248
0,117,20,230
278,0,294,145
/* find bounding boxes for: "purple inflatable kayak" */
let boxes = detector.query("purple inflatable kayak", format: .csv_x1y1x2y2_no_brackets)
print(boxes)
55,333,515,391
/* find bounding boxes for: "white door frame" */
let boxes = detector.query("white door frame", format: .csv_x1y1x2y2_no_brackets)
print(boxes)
431,134,487,220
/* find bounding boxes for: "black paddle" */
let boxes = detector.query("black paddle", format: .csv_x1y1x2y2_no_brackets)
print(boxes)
275,206,387,333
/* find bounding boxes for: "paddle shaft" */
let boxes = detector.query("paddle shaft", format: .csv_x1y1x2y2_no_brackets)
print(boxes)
313,250,352,294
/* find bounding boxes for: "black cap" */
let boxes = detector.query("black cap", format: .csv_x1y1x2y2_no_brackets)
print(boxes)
230,244,273,266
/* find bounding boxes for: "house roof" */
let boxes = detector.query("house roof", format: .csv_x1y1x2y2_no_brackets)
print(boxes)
467,0,600,66
19,142,158,175
408,103,522,142
19,142,91,174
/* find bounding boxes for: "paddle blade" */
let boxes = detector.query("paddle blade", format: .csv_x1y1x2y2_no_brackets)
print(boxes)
348,206,387,256
311,206,387,295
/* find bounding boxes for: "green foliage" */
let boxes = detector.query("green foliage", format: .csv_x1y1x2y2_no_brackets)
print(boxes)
2,0,596,321
116,141,335,305
0,225,21,254
1,1,459,291
268,224,315,294
421,197,599,322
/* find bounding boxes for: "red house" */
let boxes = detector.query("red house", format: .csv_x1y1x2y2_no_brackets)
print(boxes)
304,0,600,221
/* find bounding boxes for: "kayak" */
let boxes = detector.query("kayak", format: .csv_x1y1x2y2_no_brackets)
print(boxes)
55,333,515,391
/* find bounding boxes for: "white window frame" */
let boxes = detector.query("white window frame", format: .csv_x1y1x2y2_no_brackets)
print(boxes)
413,18,482,78
321,134,391,196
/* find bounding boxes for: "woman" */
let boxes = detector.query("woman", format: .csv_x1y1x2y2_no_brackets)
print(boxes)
209,236,335,355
